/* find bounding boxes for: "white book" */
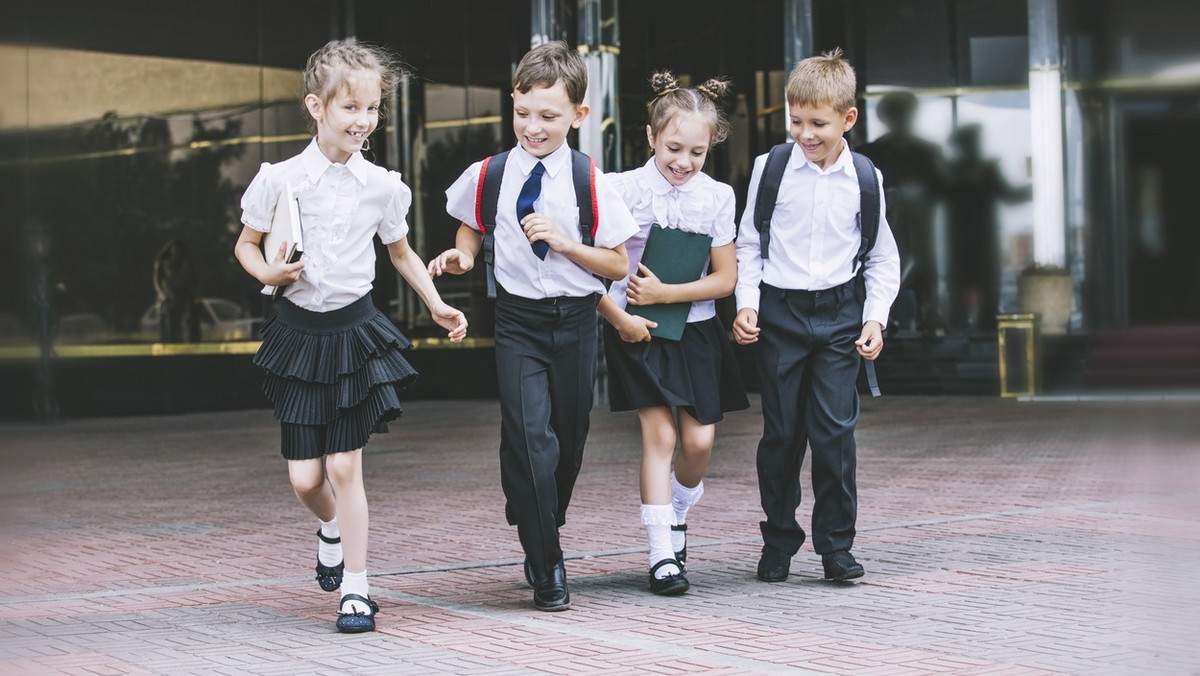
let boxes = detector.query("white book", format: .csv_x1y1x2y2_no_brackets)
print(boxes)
260,182,304,299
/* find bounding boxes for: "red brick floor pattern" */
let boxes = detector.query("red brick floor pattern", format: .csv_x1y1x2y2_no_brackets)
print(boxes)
1,394,1197,675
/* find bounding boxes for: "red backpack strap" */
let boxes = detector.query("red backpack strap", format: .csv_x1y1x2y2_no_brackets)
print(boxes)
474,156,491,234
570,150,599,246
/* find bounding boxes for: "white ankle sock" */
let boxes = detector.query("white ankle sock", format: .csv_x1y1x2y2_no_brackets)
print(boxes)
671,473,704,551
340,570,371,614
318,518,342,567
641,504,679,578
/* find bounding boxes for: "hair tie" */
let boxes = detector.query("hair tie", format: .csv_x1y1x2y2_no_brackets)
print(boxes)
656,85,679,97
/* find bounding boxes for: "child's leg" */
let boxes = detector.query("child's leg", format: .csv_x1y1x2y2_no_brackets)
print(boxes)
671,410,714,554
755,288,813,557
325,449,371,612
637,407,683,584
805,292,863,556
287,458,343,587
547,299,599,527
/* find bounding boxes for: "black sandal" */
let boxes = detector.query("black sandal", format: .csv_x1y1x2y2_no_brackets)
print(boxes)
648,558,689,596
672,523,688,566
335,593,379,633
315,530,344,592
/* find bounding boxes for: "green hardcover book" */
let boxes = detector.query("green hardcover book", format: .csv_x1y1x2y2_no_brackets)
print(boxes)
627,223,713,341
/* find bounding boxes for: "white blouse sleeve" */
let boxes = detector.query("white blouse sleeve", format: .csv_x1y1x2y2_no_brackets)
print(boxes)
444,161,485,231
377,171,413,245
239,163,277,232
710,182,737,248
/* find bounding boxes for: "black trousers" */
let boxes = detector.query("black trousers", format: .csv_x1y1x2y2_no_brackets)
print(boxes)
494,287,599,580
755,281,862,556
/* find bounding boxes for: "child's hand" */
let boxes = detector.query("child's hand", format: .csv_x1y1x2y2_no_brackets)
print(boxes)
262,242,304,286
856,320,884,360
431,303,468,343
428,248,473,277
616,311,656,343
626,264,668,306
733,308,760,345
520,214,570,254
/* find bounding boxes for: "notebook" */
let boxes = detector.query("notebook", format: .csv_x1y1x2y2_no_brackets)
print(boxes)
260,183,304,300
626,223,713,341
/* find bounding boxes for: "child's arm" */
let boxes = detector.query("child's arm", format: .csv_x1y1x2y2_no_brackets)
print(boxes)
597,294,656,343
856,321,884,360
427,223,484,277
519,213,630,281
626,242,736,307
234,225,304,287
388,237,468,342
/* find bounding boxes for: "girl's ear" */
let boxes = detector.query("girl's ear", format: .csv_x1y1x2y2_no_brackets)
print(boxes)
645,124,655,147
304,93,323,125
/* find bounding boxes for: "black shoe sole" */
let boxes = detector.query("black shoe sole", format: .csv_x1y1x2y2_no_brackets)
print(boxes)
824,567,864,582
533,599,571,611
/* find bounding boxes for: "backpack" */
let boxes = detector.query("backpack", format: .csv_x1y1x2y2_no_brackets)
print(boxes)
752,142,883,396
475,149,599,299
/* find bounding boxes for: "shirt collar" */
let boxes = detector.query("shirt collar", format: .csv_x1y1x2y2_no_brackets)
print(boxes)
790,139,856,178
512,141,571,178
643,156,701,195
301,138,370,185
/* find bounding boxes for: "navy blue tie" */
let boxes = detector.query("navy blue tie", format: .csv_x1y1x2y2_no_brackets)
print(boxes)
516,161,549,259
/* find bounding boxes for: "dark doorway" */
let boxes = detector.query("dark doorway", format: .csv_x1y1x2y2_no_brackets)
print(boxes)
1125,110,1200,325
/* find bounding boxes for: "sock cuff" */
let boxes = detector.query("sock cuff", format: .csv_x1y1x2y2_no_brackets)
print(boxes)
640,503,676,526
319,517,340,539
671,473,704,504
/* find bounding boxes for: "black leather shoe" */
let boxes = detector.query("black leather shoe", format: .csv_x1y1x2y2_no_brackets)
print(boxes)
533,559,570,611
756,546,791,582
523,558,536,588
671,523,688,566
822,550,865,581
648,558,689,596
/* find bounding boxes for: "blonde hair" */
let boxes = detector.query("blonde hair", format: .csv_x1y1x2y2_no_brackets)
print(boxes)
302,39,404,134
513,41,588,105
785,47,856,113
647,71,732,147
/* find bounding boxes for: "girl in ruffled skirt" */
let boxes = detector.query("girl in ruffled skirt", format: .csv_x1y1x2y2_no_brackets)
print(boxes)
234,39,466,633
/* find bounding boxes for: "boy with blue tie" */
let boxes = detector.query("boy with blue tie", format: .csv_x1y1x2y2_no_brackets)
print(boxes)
734,49,900,583
430,41,638,611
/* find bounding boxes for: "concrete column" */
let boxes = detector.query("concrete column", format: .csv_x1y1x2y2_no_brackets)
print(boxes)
576,0,620,171
1028,0,1067,267
530,0,561,47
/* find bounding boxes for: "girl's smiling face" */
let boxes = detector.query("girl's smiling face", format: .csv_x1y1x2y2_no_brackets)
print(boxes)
307,73,381,164
647,112,712,187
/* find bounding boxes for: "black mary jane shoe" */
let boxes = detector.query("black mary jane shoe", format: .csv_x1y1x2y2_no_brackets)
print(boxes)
648,558,690,596
335,594,379,634
533,559,570,611
671,523,688,567
315,531,344,592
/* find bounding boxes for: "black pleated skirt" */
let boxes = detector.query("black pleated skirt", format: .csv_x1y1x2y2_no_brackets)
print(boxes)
604,315,749,425
253,295,419,460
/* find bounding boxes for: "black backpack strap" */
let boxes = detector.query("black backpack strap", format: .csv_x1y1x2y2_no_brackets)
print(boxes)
851,150,882,398
476,150,509,299
570,150,598,247
753,143,793,261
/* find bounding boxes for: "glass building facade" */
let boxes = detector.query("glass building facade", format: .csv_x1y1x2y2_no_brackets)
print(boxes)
3,0,1198,417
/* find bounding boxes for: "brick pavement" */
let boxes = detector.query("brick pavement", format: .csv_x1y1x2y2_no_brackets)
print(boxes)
1,394,1197,675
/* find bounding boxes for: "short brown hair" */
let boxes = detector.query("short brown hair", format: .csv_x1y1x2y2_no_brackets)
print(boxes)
786,47,856,113
513,41,587,105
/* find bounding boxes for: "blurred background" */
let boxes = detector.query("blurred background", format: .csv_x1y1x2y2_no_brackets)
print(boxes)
2,0,1198,419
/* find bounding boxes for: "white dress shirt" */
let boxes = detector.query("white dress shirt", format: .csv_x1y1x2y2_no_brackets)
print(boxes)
735,141,900,327
607,158,736,323
241,139,411,312
445,142,638,300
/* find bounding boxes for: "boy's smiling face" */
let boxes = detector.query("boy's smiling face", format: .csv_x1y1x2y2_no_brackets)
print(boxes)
512,80,588,158
788,100,857,170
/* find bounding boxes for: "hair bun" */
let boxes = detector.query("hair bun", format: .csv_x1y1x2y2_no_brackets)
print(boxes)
696,77,731,102
649,70,680,97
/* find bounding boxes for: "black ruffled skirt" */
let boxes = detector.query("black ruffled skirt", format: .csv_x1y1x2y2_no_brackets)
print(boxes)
604,315,749,425
253,295,418,460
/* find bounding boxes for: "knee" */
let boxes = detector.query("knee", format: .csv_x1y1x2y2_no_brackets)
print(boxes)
679,430,714,460
289,470,325,498
324,451,362,488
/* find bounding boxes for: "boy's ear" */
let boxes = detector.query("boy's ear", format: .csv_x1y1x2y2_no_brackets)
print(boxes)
842,106,859,132
304,93,323,124
571,104,591,129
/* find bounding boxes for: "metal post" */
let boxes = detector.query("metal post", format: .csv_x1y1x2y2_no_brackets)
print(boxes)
1028,0,1066,267
784,0,814,76
576,0,620,171
531,0,560,47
